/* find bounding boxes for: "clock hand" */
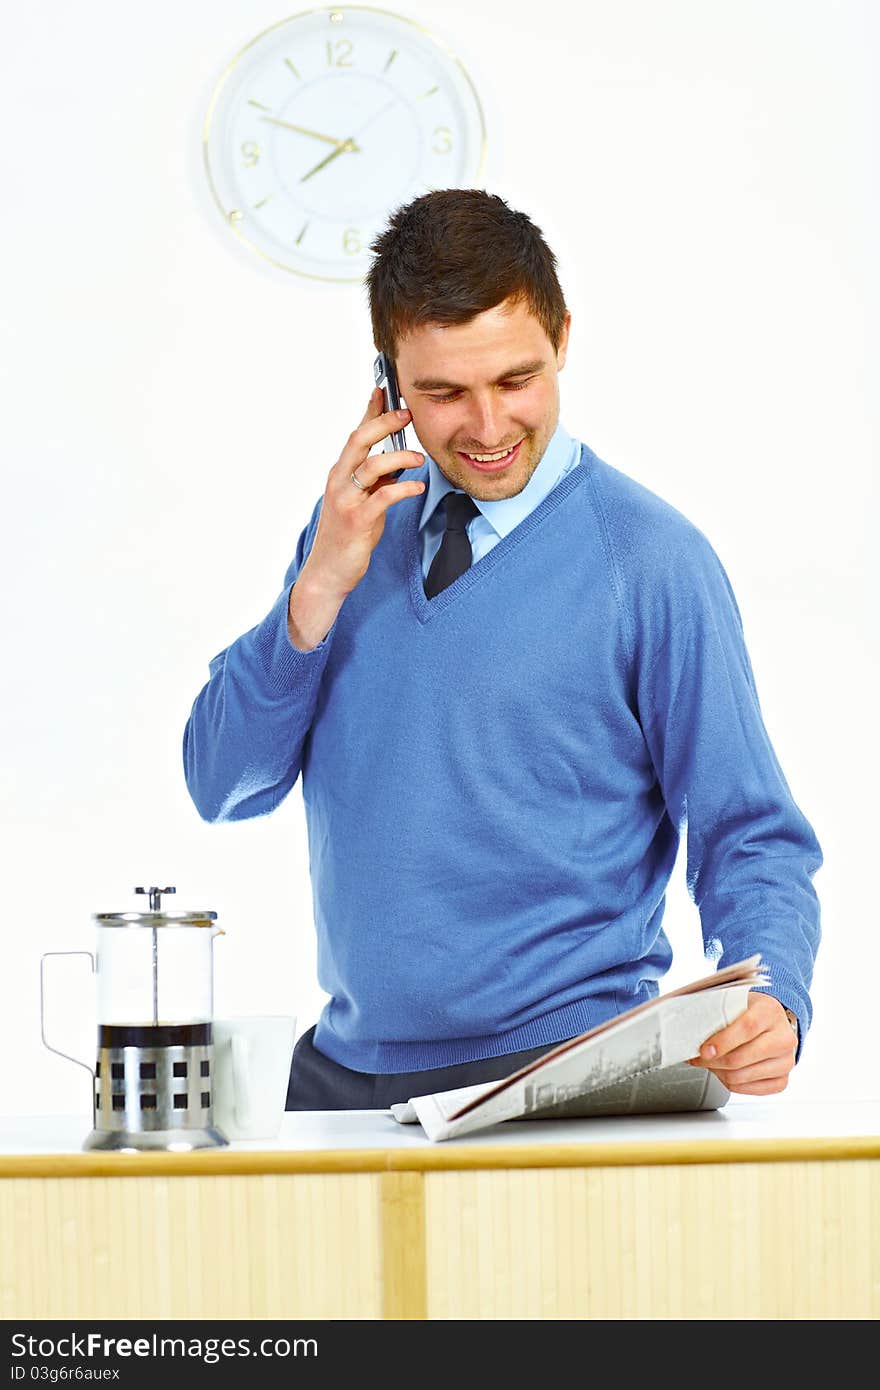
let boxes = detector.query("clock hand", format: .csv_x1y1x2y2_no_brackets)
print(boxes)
292,98,396,187
260,115,352,149
299,137,359,184
265,99,395,187
351,96,399,141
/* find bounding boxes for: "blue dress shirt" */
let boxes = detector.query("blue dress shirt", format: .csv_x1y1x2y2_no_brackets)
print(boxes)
418,420,582,578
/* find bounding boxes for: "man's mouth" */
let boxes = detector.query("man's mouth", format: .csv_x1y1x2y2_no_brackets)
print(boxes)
456,439,524,472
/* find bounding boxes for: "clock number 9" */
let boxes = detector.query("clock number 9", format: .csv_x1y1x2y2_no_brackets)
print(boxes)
343,228,361,256
241,141,260,168
326,39,354,67
432,127,453,155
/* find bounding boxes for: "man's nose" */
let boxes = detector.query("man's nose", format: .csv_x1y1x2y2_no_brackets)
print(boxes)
466,395,506,447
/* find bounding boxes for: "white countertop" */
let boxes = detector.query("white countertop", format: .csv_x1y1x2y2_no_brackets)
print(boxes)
0,1096,877,1158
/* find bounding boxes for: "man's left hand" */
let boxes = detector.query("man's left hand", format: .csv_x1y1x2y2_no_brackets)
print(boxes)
687,992,797,1095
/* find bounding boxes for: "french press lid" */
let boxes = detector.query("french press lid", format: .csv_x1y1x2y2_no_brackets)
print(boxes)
93,886,218,927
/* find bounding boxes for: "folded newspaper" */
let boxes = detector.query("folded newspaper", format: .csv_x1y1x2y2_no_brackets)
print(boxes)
391,955,768,1141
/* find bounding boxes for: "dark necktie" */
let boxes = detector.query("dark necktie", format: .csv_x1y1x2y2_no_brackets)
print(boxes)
424,492,480,599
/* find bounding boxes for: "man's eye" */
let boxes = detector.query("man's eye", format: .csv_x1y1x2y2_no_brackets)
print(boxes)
428,380,532,404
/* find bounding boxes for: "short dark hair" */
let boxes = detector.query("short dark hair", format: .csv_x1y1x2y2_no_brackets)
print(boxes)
365,189,568,360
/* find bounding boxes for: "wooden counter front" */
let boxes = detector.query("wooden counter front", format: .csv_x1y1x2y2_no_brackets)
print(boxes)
1,1100,877,1320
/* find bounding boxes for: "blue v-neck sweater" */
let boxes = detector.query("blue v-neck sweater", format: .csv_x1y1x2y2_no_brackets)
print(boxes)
183,441,822,1072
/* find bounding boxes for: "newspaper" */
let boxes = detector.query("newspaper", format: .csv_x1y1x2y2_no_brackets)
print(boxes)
391,956,768,1142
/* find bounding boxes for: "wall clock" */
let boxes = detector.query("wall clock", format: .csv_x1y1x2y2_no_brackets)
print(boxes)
203,5,487,283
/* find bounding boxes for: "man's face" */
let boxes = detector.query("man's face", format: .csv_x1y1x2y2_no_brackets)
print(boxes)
393,297,571,501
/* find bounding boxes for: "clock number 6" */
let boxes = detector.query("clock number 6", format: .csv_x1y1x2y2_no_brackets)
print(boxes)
343,229,361,256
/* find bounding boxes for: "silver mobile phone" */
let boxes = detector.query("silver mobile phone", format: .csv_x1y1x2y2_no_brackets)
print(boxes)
373,352,407,451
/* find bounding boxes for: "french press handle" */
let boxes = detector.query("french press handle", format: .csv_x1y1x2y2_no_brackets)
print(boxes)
39,951,97,1080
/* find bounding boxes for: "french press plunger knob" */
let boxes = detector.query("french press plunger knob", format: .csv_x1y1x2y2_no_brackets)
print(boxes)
135,886,176,911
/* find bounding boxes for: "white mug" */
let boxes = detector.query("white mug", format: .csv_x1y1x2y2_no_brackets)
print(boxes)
212,1015,297,1141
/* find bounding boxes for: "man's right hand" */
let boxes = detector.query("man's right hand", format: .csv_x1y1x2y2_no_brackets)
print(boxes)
287,387,426,650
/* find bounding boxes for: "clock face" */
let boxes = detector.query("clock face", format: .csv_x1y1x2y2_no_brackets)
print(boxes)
203,5,487,282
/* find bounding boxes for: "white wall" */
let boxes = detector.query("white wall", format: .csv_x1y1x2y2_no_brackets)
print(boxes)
2,0,876,1116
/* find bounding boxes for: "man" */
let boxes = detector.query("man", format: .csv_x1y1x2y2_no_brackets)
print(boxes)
183,189,822,1110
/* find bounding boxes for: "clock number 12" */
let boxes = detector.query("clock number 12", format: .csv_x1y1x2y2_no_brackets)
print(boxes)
326,39,354,67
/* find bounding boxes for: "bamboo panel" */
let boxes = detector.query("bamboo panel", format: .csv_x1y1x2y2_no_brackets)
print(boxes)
380,1172,427,1319
2,1160,877,1319
0,1174,383,1320
423,1160,880,1319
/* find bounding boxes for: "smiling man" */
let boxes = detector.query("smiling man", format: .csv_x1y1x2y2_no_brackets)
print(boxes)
397,296,568,502
183,189,822,1112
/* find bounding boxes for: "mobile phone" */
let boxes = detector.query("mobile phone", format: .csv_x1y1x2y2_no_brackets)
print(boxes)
373,352,407,451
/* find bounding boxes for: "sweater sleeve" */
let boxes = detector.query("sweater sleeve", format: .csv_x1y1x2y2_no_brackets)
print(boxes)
182,496,335,823
635,533,823,1054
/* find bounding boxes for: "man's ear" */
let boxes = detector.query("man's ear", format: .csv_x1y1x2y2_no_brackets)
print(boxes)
556,311,572,371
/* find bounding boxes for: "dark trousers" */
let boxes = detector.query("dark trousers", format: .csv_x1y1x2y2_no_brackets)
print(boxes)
286,1024,564,1111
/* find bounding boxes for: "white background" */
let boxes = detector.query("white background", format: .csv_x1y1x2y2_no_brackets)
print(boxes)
2,1,876,1117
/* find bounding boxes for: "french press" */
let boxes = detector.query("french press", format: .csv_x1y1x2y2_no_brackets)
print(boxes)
40,886,229,1151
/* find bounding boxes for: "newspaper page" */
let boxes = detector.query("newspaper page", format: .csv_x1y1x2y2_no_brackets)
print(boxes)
391,956,766,1142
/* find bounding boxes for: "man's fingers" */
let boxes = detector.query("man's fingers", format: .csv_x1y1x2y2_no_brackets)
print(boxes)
701,1050,794,1084
726,1076,790,1096
345,399,413,463
698,992,794,1062
361,475,427,516
697,1029,794,1072
349,449,424,494
359,386,385,424
700,1012,764,1060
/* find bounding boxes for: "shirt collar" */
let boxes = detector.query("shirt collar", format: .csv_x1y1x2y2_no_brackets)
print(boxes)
419,420,579,538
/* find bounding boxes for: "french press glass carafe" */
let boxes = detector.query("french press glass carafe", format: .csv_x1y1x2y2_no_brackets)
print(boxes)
40,886,229,1151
